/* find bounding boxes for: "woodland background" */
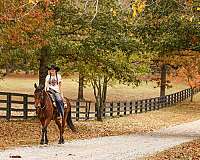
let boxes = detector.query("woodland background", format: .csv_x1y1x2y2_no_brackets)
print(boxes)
0,0,199,120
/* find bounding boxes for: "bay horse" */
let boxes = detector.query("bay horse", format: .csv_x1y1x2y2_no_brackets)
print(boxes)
34,83,75,144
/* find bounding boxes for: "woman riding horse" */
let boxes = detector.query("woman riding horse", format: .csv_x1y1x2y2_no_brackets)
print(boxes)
34,65,75,144
45,64,64,118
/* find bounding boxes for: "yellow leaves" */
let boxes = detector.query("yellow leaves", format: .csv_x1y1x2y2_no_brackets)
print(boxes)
197,7,200,11
130,0,146,18
113,10,117,17
189,16,193,22
137,1,145,13
110,8,117,17
28,0,40,4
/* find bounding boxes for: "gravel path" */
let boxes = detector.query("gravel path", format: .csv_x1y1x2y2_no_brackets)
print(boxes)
1,120,200,160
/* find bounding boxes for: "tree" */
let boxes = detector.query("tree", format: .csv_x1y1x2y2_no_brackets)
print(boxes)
131,0,199,96
1,0,55,85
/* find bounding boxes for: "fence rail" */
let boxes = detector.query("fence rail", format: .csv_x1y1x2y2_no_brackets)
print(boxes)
0,87,199,121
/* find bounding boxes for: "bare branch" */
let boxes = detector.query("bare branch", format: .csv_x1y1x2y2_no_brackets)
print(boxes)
90,0,98,22
83,0,89,14
17,2,39,21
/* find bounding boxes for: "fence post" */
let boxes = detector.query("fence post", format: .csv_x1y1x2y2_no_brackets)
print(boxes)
181,91,183,102
174,93,177,103
187,89,189,98
76,101,80,121
152,98,156,110
183,90,186,100
87,102,91,120
110,102,113,117
103,105,106,117
6,93,11,120
140,100,143,113
149,99,152,111
117,102,120,116
85,102,88,120
163,96,167,107
157,98,160,110
167,95,169,106
124,102,127,115
145,100,148,112
135,101,138,114
130,101,133,114
178,92,181,102
177,92,180,103
23,94,28,119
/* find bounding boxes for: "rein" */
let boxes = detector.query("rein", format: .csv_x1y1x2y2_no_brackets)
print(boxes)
40,90,47,110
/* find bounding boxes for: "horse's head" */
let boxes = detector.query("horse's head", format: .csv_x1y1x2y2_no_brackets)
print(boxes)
34,83,45,114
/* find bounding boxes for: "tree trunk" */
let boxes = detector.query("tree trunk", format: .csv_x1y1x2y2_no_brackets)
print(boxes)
96,78,102,121
92,76,109,121
78,73,84,100
160,64,167,97
39,47,49,86
5,64,10,74
191,88,194,102
102,76,108,113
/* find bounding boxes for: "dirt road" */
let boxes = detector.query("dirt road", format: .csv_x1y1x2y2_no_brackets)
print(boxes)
1,120,200,160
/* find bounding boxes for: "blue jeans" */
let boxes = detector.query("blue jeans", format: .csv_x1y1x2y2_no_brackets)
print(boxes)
49,89,64,117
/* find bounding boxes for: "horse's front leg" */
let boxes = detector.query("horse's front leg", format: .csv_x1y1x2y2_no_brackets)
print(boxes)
55,118,64,144
43,118,52,144
40,119,45,145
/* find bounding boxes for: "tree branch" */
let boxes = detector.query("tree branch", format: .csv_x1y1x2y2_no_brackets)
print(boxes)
60,25,83,36
90,0,98,22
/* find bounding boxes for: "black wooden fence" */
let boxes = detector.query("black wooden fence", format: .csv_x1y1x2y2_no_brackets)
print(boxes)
0,87,199,121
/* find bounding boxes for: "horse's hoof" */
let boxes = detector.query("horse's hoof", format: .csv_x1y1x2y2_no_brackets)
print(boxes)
40,140,44,145
45,141,48,145
58,139,64,144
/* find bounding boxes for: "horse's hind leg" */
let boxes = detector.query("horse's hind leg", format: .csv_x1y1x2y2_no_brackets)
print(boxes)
55,118,64,144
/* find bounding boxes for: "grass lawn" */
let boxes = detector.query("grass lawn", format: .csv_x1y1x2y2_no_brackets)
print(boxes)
0,74,187,101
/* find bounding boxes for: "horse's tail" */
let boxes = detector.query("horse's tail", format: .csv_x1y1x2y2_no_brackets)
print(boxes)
65,97,76,132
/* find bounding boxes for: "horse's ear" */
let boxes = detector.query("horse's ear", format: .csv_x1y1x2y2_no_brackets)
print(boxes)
38,84,44,90
34,83,37,89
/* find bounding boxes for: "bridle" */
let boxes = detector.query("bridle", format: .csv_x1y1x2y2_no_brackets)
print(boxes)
34,88,46,111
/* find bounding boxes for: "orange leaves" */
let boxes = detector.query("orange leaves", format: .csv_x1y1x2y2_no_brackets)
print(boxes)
147,139,200,160
1,0,54,51
165,51,200,88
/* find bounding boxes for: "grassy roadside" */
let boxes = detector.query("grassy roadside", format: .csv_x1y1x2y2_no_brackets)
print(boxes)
0,94,200,150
